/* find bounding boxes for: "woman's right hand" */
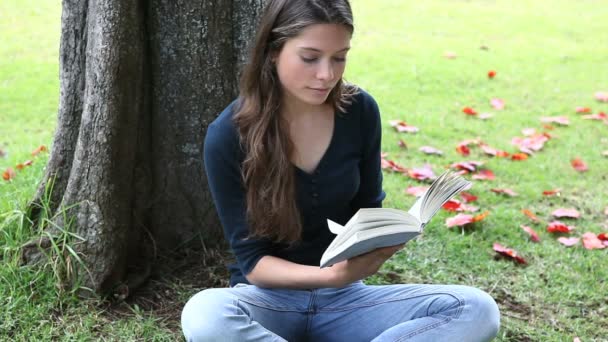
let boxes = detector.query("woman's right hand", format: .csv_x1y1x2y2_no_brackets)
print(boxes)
328,244,404,287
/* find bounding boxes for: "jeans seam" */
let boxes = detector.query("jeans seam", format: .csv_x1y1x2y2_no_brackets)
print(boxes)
318,291,464,313
235,298,286,341
393,294,466,341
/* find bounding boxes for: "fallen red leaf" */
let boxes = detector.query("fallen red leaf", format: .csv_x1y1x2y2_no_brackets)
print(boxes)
581,112,608,120
547,221,575,233
462,107,477,116
493,243,526,264
597,233,607,241
381,157,408,173
460,192,478,203
480,144,509,157
472,169,495,180
557,237,580,247
522,209,540,222
487,70,496,79
510,153,528,161
521,225,540,242
511,134,549,154
2,167,16,181
472,211,489,222
540,116,570,126
542,189,561,196
389,120,419,133
446,214,474,228
405,186,429,197
490,98,505,110
582,232,606,250
442,200,462,212
552,208,580,219
491,188,518,197
450,161,484,173
575,107,591,113
456,144,470,156
408,164,436,181
419,146,443,155
444,51,457,59
571,158,588,172
31,145,48,156
595,91,608,102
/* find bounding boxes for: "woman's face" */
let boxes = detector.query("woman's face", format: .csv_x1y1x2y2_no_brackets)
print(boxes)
274,23,351,111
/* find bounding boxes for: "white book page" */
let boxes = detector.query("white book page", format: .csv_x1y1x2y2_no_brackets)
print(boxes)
419,171,472,224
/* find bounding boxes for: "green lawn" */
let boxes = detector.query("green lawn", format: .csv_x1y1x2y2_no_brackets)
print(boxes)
1,0,607,340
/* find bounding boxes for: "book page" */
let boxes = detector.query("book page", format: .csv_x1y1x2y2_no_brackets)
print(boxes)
419,171,472,224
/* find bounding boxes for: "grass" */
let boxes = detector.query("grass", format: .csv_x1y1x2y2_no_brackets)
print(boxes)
1,0,607,340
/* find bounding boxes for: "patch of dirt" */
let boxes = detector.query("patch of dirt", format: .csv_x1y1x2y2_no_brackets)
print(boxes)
101,247,233,333
492,288,533,321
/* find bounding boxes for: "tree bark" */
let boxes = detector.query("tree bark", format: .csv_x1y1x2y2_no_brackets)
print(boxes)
23,0,266,296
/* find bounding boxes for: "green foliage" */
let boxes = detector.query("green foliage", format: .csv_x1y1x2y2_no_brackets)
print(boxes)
1,0,606,340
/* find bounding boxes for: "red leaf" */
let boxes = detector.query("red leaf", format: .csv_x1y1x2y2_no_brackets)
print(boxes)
472,169,495,180
480,144,509,157
542,189,561,196
398,139,408,149
405,186,429,197
491,188,518,197
460,192,478,203
462,107,477,116
547,221,575,233
552,208,580,219
490,98,505,110
472,211,489,222
23,160,33,166
540,116,570,126
581,112,608,120
31,145,48,156
511,134,549,153
408,164,436,181
598,233,607,241
2,167,16,181
455,144,470,156
444,51,457,59
493,243,527,264
571,158,588,172
450,160,484,173
557,237,580,247
381,157,408,173
442,200,462,212
582,232,606,250
522,209,540,222
487,70,496,79
419,146,443,155
389,120,419,133
446,214,474,228
595,91,608,102
575,107,592,113
16,163,24,171
521,225,540,242
510,153,529,161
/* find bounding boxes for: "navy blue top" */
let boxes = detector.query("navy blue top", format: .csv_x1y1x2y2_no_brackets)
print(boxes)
204,89,386,286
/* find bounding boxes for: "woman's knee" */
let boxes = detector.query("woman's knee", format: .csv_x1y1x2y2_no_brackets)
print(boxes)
181,288,238,341
461,286,501,339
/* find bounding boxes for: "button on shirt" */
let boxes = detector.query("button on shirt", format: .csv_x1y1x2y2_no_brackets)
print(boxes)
204,89,386,286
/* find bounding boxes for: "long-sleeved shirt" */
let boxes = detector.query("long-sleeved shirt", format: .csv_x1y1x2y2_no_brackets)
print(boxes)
204,89,386,286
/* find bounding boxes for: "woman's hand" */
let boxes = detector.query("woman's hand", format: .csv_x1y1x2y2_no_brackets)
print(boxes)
328,244,404,287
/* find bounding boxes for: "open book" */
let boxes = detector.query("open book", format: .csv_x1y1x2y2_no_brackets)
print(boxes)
320,170,472,268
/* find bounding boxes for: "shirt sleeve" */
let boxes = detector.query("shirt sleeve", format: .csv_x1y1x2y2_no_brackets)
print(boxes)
203,118,274,276
351,92,386,209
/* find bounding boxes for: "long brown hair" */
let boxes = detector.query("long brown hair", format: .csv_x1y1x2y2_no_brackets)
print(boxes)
234,0,358,243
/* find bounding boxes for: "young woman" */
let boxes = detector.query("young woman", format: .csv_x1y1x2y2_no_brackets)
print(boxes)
181,0,500,341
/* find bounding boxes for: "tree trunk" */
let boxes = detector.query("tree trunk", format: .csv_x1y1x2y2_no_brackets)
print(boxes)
22,0,266,296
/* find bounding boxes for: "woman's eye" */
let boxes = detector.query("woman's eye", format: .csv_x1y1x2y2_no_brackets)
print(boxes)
301,57,318,63
333,57,346,62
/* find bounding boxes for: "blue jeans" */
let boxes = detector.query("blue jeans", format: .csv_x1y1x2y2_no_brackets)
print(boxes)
181,281,500,341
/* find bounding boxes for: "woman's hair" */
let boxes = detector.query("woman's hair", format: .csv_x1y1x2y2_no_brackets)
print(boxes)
234,0,358,243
